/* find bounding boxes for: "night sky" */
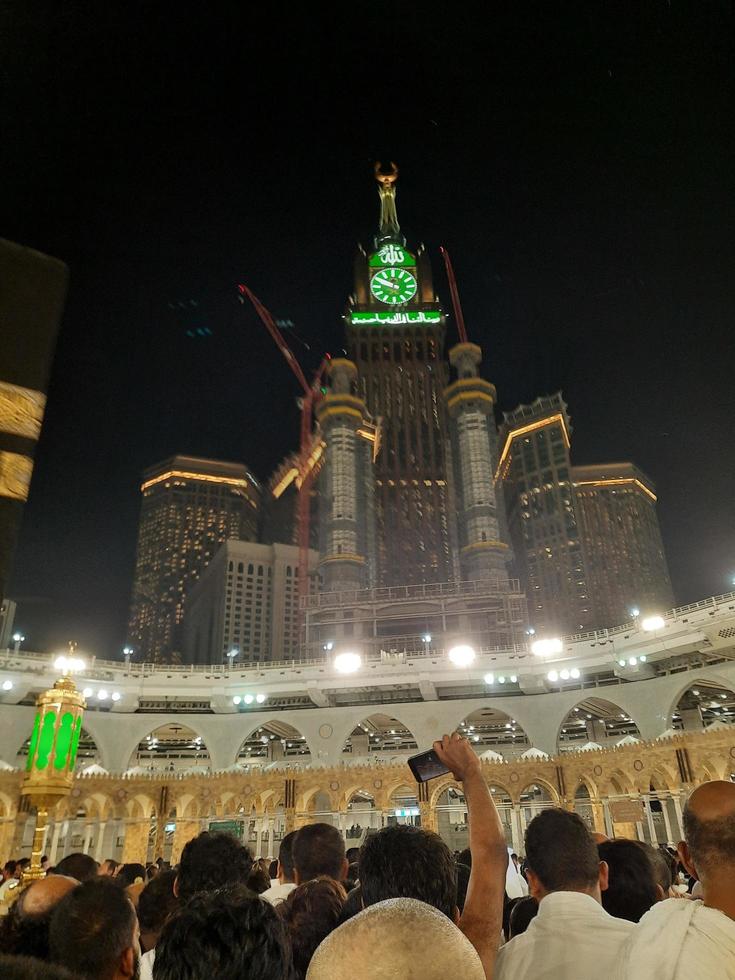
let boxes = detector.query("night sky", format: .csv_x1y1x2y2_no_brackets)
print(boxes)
3,3,734,657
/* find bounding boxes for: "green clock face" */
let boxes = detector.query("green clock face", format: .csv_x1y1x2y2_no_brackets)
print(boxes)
370,267,418,305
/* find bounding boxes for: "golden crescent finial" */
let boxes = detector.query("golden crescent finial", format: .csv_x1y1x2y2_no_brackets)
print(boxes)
375,161,399,186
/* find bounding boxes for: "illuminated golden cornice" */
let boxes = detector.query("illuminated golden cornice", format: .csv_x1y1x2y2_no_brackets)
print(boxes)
460,540,510,553
574,478,657,503
495,414,571,480
141,470,255,493
319,553,366,565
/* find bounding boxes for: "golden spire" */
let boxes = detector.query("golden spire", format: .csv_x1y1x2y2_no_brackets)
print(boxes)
374,161,403,244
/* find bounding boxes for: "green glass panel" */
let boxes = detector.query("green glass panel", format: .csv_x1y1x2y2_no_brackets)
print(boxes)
36,711,57,770
54,712,74,771
26,713,41,772
69,718,82,769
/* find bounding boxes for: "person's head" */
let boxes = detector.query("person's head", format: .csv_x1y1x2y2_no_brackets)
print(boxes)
307,898,485,980
137,870,178,953
511,852,519,869
648,844,675,895
153,883,292,980
3,861,18,881
277,831,297,884
50,877,139,980
597,840,657,922
246,865,271,895
278,876,346,979
292,824,347,884
53,853,99,883
457,847,472,869
345,848,360,867
524,808,607,902
40,857,49,872
268,859,278,880
98,860,119,878
144,865,158,882
0,954,79,980
175,831,253,902
115,864,146,889
0,875,78,959
359,824,458,921
509,896,538,938
17,860,30,873
680,780,735,892
455,863,471,913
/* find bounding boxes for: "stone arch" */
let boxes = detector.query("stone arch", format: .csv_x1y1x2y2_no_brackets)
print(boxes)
128,722,211,773
341,713,418,761
518,781,557,833
667,678,735,732
456,706,530,757
236,720,312,766
518,779,558,805
557,697,642,753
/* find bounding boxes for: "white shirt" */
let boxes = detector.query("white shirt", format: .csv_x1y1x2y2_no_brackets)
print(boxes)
139,948,155,980
616,897,735,980
495,890,634,980
261,881,297,905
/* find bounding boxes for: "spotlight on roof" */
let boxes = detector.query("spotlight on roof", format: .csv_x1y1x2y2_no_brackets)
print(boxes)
531,637,563,657
244,694,254,704
547,670,559,683
484,672,495,685
334,652,362,674
447,644,475,667
570,667,581,679
1,679,12,691
629,607,640,618
54,655,86,675
641,615,665,632
255,693,267,704
233,696,241,705
422,633,432,643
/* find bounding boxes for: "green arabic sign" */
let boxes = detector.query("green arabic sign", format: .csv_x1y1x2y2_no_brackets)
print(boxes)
349,310,442,326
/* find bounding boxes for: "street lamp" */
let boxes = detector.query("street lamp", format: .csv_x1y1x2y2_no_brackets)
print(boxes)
12,633,25,653
226,647,239,666
448,644,476,667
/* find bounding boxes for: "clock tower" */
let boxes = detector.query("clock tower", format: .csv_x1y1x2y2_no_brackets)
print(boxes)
344,164,456,586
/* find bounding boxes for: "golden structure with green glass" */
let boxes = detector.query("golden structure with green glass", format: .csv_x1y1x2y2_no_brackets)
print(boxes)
20,654,86,880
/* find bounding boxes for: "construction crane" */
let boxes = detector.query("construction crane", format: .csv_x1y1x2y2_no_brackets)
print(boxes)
237,283,327,628
439,246,469,344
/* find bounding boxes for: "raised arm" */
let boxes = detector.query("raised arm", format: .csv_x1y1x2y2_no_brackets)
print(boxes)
434,732,507,980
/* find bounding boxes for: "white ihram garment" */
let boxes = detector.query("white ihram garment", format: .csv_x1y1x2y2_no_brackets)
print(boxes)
615,898,735,980
494,891,634,980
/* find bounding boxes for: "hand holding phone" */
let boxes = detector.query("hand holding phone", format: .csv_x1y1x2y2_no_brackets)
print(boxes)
407,748,451,783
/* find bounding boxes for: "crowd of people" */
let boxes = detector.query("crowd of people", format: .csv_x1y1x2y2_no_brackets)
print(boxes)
0,732,733,978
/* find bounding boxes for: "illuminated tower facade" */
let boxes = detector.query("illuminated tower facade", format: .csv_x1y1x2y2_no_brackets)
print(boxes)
128,455,260,663
445,343,510,581
315,359,375,592
344,165,454,586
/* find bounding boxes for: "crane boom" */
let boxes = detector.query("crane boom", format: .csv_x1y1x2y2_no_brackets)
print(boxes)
237,284,326,643
439,246,469,344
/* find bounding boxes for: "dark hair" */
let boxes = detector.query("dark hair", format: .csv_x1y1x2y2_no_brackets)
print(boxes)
525,809,600,892
268,860,278,880
345,847,360,866
278,877,346,980
138,870,178,936
102,859,119,874
359,824,457,919
0,954,79,979
0,892,52,960
457,847,472,869
278,831,297,882
509,896,538,938
52,854,99,883
153,883,292,980
246,865,271,895
338,885,362,924
17,860,30,870
684,799,735,876
49,878,137,979
176,832,254,901
649,845,675,891
597,840,658,923
4,861,18,875
116,863,146,887
292,824,345,882
145,864,159,882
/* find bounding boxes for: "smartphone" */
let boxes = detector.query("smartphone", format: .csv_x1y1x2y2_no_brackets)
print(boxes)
407,748,451,783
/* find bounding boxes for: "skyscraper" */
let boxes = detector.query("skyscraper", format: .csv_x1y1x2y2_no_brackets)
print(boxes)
498,394,592,633
499,394,673,633
344,163,455,586
128,455,260,663
572,462,673,625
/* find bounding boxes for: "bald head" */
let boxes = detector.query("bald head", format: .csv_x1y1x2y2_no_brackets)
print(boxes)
306,898,485,980
18,876,78,918
683,780,735,879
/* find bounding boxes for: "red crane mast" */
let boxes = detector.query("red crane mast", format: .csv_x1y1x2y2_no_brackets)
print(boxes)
439,246,469,344
237,284,326,632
